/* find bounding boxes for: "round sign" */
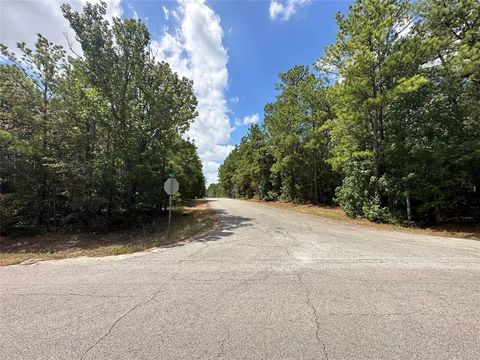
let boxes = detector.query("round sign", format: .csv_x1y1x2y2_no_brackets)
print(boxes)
164,178,179,195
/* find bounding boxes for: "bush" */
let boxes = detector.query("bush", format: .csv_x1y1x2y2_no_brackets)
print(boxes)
263,191,279,201
335,158,392,222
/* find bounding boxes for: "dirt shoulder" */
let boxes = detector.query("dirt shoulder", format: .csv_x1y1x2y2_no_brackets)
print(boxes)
0,199,218,266
245,199,480,240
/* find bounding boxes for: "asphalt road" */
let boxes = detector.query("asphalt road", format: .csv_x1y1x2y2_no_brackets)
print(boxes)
1,198,480,359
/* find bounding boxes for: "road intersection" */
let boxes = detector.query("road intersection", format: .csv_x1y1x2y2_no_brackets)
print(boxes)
1,198,479,359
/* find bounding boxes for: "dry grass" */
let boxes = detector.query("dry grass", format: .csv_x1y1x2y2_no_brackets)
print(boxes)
247,199,480,240
0,199,218,266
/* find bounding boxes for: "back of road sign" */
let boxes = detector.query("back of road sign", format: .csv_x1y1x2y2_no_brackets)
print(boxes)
164,178,179,195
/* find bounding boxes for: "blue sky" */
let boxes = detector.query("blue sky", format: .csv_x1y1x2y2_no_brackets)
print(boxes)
2,0,352,183
208,0,351,146
124,0,351,152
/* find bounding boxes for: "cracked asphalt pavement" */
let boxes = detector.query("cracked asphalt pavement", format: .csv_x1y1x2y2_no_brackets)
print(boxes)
1,198,480,359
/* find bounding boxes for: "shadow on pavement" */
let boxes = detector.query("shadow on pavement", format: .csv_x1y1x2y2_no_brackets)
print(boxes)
201,207,253,241
161,199,253,248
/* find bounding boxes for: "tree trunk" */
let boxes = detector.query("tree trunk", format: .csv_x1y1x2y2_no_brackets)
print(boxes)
106,130,114,221
434,206,441,224
313,153,318,203
53,172,57,229
370,66,383,197
371,113,381,195
406,192,411,222
40,82,49,229
124,159,135,213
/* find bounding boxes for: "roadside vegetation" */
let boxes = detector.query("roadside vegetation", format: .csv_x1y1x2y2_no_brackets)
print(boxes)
1,2,206,236
211,0,480,228
0,200,217,266
247,199,480,240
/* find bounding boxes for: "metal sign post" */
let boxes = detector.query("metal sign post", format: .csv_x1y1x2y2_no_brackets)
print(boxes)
168,185,172,239
164,174,179,239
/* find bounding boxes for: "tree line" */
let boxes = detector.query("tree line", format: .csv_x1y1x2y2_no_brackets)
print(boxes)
0,2,205,235
212,0,479,225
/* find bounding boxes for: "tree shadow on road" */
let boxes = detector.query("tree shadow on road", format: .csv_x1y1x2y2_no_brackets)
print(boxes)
201,209,253,241
160,199,253,248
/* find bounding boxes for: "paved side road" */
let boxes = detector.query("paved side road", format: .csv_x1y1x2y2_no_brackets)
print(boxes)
1,198,480,359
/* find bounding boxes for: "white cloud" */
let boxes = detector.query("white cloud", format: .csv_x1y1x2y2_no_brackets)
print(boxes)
103,0,122,19
269,1,285,20
233,113,259,129
201,145,235,162
202,161,222,185
269,0,310,21
242,113,259,125
1,0,81,55
1,0,122,56
1,0,232,185
152,0,234,185
229,96,240,104
162,5,170,20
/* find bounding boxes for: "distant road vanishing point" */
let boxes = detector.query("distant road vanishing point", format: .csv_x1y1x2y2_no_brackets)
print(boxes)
1,198,480,359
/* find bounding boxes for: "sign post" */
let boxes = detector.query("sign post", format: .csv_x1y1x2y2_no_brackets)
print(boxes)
164,174,179,239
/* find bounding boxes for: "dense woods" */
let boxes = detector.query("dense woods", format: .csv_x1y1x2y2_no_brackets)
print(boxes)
215,0,480,225
0,2,205,235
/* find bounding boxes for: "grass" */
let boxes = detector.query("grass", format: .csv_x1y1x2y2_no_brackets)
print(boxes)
247,199,480,240
0,199,218,266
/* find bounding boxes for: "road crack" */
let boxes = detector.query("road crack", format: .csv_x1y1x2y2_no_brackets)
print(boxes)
188,243,210,258
297,274,329,360
79,269,181,360
216,328,230,359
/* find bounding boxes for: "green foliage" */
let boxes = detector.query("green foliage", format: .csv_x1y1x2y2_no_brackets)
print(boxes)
219,67,340,205
2,0,477,231
218,0,479,225
317,0,479,223
335,157,392,222
219,124,274,199
0,3,205,235
206,183,222,198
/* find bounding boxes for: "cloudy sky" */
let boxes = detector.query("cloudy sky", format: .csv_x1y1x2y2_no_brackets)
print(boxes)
1,0,351,184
